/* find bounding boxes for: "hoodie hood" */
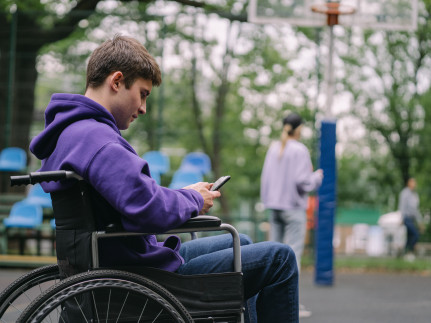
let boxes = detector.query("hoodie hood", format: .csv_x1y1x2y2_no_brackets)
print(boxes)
30,93,119,159
29,93,204,273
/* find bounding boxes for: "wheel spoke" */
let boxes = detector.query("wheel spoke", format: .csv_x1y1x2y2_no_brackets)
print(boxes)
23,291,33,303
151,309,163,323
17,271,192,323
57,306,66,323
115,291,129,323
47,308,54,323
106,289,111,323
0,265,60,323
138,298,149,322
74,297,90,323
46,306,53,323
91,291,100,323
7,302,23,315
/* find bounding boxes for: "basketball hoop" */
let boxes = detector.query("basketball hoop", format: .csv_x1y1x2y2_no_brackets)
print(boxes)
311,1,356,26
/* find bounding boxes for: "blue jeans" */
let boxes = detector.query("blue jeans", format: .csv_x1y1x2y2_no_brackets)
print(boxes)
177,234,299,323
404,217,419,252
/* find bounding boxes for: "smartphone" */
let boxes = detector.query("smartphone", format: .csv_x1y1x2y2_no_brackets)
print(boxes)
210,175,231,191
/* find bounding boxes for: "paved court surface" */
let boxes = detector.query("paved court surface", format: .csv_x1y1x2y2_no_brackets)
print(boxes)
1,267,430,322
0,268,29,291
299,269,431,323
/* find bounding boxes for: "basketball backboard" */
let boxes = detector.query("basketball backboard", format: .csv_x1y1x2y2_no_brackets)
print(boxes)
248,0,418,31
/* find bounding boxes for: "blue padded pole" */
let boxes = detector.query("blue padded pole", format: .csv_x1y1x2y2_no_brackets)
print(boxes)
315,120,336,285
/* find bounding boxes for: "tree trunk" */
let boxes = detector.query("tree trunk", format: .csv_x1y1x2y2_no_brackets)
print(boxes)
212,78,230,217
0,12,40,192
10,50,38,150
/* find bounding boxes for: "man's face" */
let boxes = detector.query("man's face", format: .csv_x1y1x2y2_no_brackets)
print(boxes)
111,77,153,130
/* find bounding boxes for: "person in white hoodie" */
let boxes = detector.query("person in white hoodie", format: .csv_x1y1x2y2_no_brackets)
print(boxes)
260,113,323,317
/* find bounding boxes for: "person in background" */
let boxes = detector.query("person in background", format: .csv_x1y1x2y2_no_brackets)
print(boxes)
260,112,323,318
399,177,422,261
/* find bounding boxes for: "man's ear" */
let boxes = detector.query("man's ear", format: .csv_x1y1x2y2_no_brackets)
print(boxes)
109,71,124,92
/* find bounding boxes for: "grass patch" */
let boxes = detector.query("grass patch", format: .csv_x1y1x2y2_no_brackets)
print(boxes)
302,254,431,275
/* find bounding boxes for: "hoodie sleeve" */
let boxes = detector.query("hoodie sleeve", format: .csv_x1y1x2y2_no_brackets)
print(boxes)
85,142,204,233
294,146,322,194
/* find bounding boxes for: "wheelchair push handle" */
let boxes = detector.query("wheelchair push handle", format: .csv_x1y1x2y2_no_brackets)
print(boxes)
10,171,83,186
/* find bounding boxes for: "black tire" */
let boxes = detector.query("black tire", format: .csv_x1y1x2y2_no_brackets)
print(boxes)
17,269,193,323
0,264,60,322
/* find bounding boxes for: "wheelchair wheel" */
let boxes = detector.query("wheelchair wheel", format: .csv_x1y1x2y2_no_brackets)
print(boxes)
0,264,60,323
17,269,193,323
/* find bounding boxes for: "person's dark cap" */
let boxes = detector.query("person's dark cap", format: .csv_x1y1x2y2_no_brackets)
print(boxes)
283,113,303,130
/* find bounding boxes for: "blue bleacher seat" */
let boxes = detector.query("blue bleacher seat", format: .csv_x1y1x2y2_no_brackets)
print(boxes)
22,183,52,208
3,202,43,229
151,171,161,185
0,147,27,172
169,170,203,189
179,152,211,175
142,151,170,175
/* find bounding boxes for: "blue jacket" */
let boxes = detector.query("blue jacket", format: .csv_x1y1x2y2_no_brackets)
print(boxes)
30,93,204,272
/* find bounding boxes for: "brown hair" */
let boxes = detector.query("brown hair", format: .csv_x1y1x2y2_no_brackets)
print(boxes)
86,34,162,90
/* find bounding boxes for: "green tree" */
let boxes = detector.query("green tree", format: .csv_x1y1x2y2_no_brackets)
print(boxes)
339,0,431,213
0,1,101,151
0,0,248,192
1,0,323,219
126,12,318,217
0,0,247,151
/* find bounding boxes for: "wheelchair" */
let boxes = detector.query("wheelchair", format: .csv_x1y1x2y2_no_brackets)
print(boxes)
1,171,244,323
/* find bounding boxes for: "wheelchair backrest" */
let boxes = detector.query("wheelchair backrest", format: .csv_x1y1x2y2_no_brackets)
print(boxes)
50,180,123,278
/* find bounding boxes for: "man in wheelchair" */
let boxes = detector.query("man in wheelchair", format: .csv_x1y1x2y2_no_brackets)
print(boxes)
29,35,299,322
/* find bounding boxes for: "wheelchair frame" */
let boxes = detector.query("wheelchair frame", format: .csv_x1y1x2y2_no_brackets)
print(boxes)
2,171,244,323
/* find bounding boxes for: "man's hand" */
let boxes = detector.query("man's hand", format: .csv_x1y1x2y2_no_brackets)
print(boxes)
184,182,221,214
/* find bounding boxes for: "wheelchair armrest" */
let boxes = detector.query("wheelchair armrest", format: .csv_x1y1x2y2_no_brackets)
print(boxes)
95,215,241,272
175,215,222,229
104,215,222,233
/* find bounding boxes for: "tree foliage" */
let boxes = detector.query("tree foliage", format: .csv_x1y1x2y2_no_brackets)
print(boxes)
338,0,431,225
1,0,319,216
5,0,431,238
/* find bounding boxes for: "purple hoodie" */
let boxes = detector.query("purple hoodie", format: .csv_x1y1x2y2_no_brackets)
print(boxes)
30,93,204,272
